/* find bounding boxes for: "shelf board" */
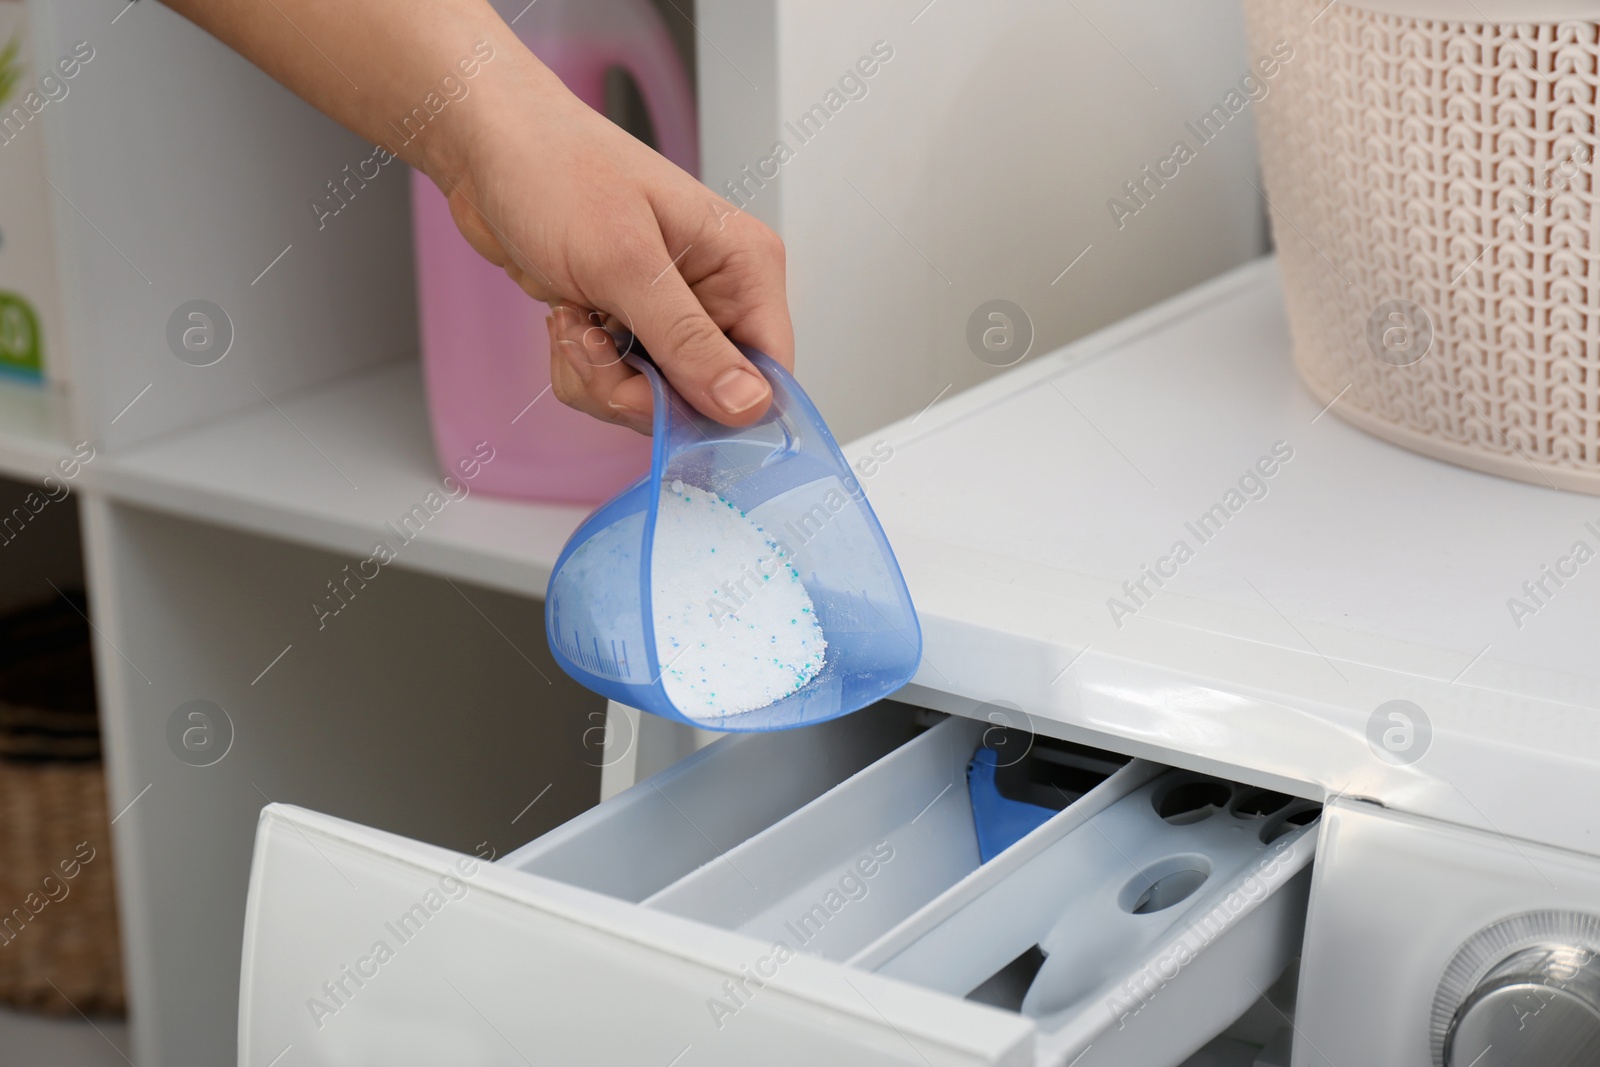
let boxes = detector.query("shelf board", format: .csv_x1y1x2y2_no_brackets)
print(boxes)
0,377,71,483
95,361,593,597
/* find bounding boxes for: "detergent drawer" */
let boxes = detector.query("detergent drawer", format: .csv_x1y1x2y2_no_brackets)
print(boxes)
238,703,1319,1067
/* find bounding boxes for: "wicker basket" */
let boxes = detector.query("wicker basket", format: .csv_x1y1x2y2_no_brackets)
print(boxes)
1245,0,1600,493
0,596,125,1017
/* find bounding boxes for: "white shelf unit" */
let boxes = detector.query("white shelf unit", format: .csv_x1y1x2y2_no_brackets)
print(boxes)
10,0,1270,1063
78,495,606,1067
17,0,619,1062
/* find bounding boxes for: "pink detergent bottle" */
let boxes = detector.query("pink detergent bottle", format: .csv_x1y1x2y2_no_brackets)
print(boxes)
411,0,698,504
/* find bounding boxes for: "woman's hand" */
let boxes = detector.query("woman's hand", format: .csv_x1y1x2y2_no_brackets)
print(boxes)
166,0,793,432
439,56,792,433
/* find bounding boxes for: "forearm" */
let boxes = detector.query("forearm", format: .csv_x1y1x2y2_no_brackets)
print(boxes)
168,0,793,428
161,0,552,185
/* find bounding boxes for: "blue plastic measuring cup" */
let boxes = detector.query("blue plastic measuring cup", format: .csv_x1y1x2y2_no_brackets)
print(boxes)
545,343,921,731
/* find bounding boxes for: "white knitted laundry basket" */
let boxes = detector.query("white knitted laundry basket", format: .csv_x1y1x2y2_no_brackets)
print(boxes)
1244,0,1600,493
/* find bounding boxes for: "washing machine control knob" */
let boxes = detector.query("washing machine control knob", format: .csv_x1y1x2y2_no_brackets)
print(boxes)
1444,942,1600,1067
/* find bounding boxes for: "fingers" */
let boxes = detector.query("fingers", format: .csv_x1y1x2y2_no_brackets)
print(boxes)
700,212,795,374
547,305,652,435
605,247,775,427
450,130,794,429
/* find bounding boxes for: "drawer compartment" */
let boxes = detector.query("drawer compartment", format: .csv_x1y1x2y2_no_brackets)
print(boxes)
502,702,927,901
241,703,1321,1067
642,717,1147,962
856,773,1320,1066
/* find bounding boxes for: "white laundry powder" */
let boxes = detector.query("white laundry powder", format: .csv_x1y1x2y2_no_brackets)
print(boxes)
651,480,827,718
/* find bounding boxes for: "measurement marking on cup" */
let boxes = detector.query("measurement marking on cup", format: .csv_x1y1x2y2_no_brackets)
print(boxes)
550,596,632,679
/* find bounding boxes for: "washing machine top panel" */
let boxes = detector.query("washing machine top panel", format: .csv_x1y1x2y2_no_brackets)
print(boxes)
852,258,1600,855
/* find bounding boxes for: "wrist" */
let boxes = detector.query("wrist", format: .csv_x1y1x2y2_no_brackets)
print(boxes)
413,36,563,195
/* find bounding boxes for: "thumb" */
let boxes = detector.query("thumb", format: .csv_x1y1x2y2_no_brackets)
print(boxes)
619,269,773,426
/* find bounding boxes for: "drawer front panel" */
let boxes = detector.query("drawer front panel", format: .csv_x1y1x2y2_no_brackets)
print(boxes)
241,706,1323,1067
240,806,1034,1066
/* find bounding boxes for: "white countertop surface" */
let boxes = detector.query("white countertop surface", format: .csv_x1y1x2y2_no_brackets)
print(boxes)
855,257,1600,856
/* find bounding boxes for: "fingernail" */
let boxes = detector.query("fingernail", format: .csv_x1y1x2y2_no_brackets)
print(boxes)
710,367,769,415
608,397,647,427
